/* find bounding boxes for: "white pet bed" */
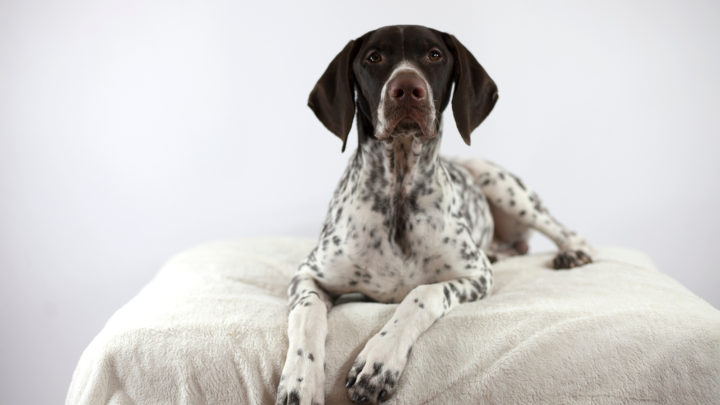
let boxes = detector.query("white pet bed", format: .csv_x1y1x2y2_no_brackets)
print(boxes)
67,238,720,404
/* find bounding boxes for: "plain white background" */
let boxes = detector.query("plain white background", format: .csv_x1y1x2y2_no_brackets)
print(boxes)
2,0,719,403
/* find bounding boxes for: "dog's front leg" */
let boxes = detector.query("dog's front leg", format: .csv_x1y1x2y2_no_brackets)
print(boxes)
276,269,333,405
345,270,492,403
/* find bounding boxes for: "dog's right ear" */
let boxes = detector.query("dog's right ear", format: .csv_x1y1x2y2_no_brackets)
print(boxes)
308,39,361,152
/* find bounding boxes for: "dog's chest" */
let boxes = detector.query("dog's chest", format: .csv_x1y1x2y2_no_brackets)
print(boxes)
319,206,446,302
314,156,493,303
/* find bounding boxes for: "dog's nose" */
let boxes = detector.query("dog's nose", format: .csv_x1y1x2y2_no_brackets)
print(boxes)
387,71,427,103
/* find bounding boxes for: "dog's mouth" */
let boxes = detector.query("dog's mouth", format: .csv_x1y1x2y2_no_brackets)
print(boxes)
378,106,437,141
392,118,422,135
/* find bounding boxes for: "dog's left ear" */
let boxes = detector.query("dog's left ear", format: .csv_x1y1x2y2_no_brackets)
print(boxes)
308,39,362,152
442,33,499,146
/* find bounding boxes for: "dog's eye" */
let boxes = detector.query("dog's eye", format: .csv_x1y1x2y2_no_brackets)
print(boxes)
428,49,442,62
367,52,382,64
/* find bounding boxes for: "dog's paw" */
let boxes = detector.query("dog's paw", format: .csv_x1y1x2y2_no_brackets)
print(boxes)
346,361,400,404
553,248,592,270
276,348,324,405
345,335,405,403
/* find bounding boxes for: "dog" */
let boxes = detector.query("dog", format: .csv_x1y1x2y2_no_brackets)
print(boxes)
275,25,593,405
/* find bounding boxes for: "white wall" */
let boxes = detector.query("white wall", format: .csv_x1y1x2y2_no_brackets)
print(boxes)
2,0,719,403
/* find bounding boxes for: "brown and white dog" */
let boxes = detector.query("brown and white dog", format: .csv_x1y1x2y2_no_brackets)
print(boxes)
276,25,592,405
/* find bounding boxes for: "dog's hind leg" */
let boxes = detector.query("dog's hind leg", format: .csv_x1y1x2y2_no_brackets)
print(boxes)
458,158,593,269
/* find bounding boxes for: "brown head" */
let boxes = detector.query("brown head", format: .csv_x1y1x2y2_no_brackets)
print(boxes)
308,25,499,151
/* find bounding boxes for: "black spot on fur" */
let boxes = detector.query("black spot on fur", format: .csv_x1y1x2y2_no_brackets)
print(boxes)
372,362,383,376
511,173,526,190
288,390,300,405
289,275,301,296
335,207,343,222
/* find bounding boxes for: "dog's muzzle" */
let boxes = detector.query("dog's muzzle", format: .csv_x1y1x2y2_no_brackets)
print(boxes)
377,68,436,140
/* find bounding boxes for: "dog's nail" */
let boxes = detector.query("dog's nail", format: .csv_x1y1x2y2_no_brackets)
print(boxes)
346,376,356,388
378,389,388,401
359,395,368,403
352,392,360,402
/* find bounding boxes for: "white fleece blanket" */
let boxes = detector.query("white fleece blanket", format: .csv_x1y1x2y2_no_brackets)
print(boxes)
67,238,720,404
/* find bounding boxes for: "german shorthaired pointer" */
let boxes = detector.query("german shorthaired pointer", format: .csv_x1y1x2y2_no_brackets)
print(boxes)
276,25,593,405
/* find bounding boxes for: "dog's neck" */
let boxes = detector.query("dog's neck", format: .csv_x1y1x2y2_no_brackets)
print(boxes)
358,130,441,195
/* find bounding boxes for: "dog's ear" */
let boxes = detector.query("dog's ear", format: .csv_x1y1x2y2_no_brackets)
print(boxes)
308,39,362,152
442,33,499,146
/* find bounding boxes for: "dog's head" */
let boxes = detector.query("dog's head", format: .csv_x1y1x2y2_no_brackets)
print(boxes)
308,25,498,151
